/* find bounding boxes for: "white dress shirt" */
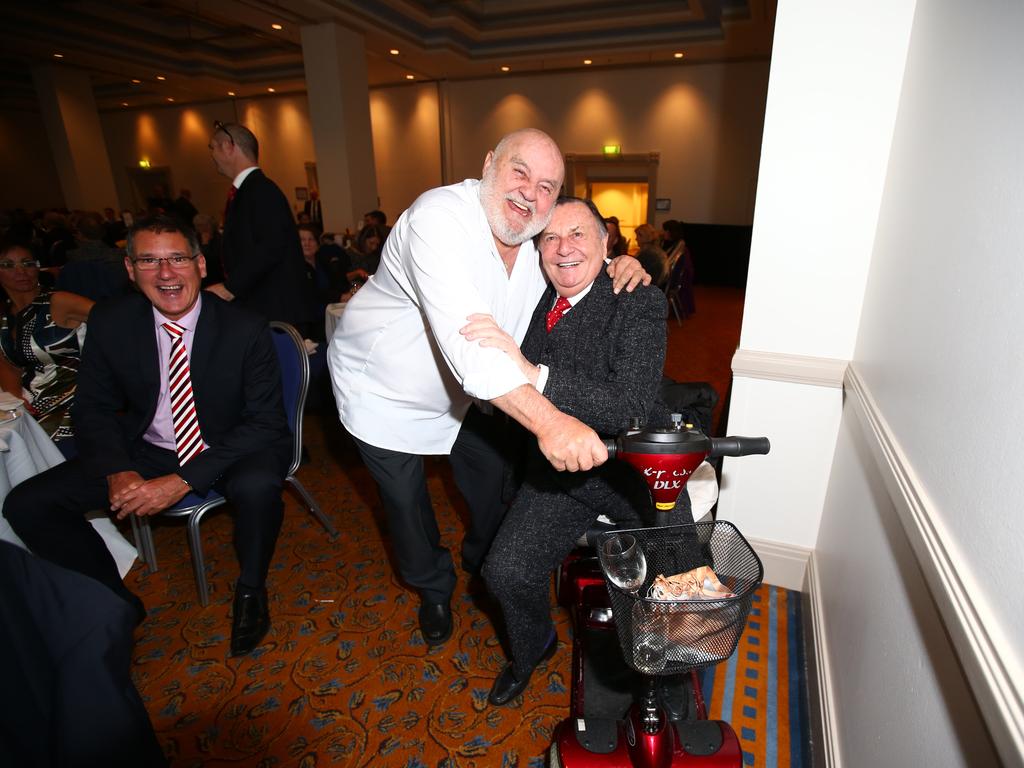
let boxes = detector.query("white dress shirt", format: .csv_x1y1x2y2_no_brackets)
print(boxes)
328,179,547,455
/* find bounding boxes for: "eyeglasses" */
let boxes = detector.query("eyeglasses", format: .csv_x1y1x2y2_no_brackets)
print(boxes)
130,254,199,271
212,119,234,146
0,259,40,270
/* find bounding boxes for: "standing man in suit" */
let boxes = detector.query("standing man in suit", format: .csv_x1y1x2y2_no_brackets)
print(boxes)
329,129,649,649
3,216,292,657
206,121,315,336
460,197,668,705
304,188,323,226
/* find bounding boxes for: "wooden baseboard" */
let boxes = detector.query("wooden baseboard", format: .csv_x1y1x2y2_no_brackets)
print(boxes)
804,551,841,768
748,536,810,591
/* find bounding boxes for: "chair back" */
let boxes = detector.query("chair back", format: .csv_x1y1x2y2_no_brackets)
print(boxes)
269,321,308,477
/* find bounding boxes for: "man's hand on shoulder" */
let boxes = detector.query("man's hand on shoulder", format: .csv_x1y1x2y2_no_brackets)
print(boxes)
108,471,191,519
205,282,235,301
606,255,651,294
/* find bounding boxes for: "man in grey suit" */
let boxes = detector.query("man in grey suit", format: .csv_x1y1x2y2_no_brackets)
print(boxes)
461,196,669,705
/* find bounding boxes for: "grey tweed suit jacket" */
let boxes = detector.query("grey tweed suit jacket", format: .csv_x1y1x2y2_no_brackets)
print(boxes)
517,270,669,518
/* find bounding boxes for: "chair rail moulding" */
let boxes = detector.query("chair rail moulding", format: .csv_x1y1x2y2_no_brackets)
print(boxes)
846,364,1024,768
731,348,848,389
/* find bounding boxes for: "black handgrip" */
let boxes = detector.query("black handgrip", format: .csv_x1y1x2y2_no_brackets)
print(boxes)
708,436,770,458
603,438,618,459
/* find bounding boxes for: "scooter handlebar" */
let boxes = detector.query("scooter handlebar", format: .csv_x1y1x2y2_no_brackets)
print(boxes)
708,436,770,458
603,438,618,459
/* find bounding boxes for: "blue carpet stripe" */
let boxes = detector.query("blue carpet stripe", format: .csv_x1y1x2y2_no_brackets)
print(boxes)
767,586,779,768
719,620,740,720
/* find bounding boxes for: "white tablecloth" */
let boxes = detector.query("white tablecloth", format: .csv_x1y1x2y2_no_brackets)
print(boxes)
325,301,347,341
0,405,138,577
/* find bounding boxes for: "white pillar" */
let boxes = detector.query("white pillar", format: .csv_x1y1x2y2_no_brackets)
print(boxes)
32,65,119,211
300,22,379,233
716,0,917,582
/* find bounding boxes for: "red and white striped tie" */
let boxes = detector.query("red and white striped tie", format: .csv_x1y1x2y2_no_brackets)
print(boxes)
162,321,205,465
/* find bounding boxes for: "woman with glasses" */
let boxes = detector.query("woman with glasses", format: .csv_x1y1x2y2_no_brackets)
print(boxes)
0,241,94,452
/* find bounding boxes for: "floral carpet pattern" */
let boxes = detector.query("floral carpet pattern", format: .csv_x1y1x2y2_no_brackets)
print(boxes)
123,287,808,766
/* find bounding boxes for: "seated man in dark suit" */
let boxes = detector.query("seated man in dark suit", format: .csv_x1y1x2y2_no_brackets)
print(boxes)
2,215,292,657
460,197,668,705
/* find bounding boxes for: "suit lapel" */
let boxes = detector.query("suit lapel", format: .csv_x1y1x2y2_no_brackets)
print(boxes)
189,298,216,385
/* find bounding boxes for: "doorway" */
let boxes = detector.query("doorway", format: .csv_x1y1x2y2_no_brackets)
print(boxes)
589,181,649,252
563,152,660,253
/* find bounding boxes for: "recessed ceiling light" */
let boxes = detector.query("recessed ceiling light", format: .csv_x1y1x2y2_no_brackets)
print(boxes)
121,102,129,107
156,75,166,81
130,78,141,84
267,87,276,92
271,23,283,30
583,59,593,65
53,53,64,59
166,97,175,102
389,49,400,55
227,91,236,96
674,52,684,59
406,74,415,80
500,66,510,72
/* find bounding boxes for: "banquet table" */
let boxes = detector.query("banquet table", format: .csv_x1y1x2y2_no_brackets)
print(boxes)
0,402,137,577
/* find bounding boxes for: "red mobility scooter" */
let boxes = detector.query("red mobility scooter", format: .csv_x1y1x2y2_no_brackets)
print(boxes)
551,416,769,768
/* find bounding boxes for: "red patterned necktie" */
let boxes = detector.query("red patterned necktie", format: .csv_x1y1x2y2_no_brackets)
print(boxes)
546,296,572,332
162,322,205,465
223,186,236,223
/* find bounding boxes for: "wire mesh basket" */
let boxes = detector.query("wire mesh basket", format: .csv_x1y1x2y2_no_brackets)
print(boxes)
598,521,763,675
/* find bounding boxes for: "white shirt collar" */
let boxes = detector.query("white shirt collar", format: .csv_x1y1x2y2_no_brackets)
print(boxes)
554,279,595,309
233,166,259,189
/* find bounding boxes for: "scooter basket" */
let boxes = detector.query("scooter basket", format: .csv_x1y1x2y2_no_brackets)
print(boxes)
599,521,763,675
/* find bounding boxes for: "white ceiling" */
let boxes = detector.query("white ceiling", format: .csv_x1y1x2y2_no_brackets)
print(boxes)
3,0,776,110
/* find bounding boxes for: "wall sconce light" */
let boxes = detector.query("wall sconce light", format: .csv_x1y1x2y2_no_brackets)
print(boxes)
603,144,621,156
139,159,151,168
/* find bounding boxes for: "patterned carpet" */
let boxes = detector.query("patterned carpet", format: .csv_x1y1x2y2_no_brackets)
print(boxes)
123,285,810,767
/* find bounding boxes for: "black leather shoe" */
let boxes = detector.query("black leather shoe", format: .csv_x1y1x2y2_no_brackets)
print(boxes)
230,584,270,657
418,600,452,647
488,632,558,706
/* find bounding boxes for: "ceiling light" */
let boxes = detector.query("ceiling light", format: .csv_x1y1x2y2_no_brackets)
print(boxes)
53,53,64,59
121,102,129,107
156,75,166,81
271,23,283,30
130,78,141,84
389,49,400,55
500,66,510,72
674,52,684,59
267,87,276,92
166,97,175,102
227,91,236,96
406,74,415,80
583,59,592,65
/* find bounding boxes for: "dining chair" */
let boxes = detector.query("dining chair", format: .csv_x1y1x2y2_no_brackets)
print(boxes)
136,321,337,606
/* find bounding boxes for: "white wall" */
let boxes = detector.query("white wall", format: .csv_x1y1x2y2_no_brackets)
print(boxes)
443,61,769,226
99,95,315,223
816,0,1024,763
815,411,999,766
369,82,442,222
718,0,916,557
